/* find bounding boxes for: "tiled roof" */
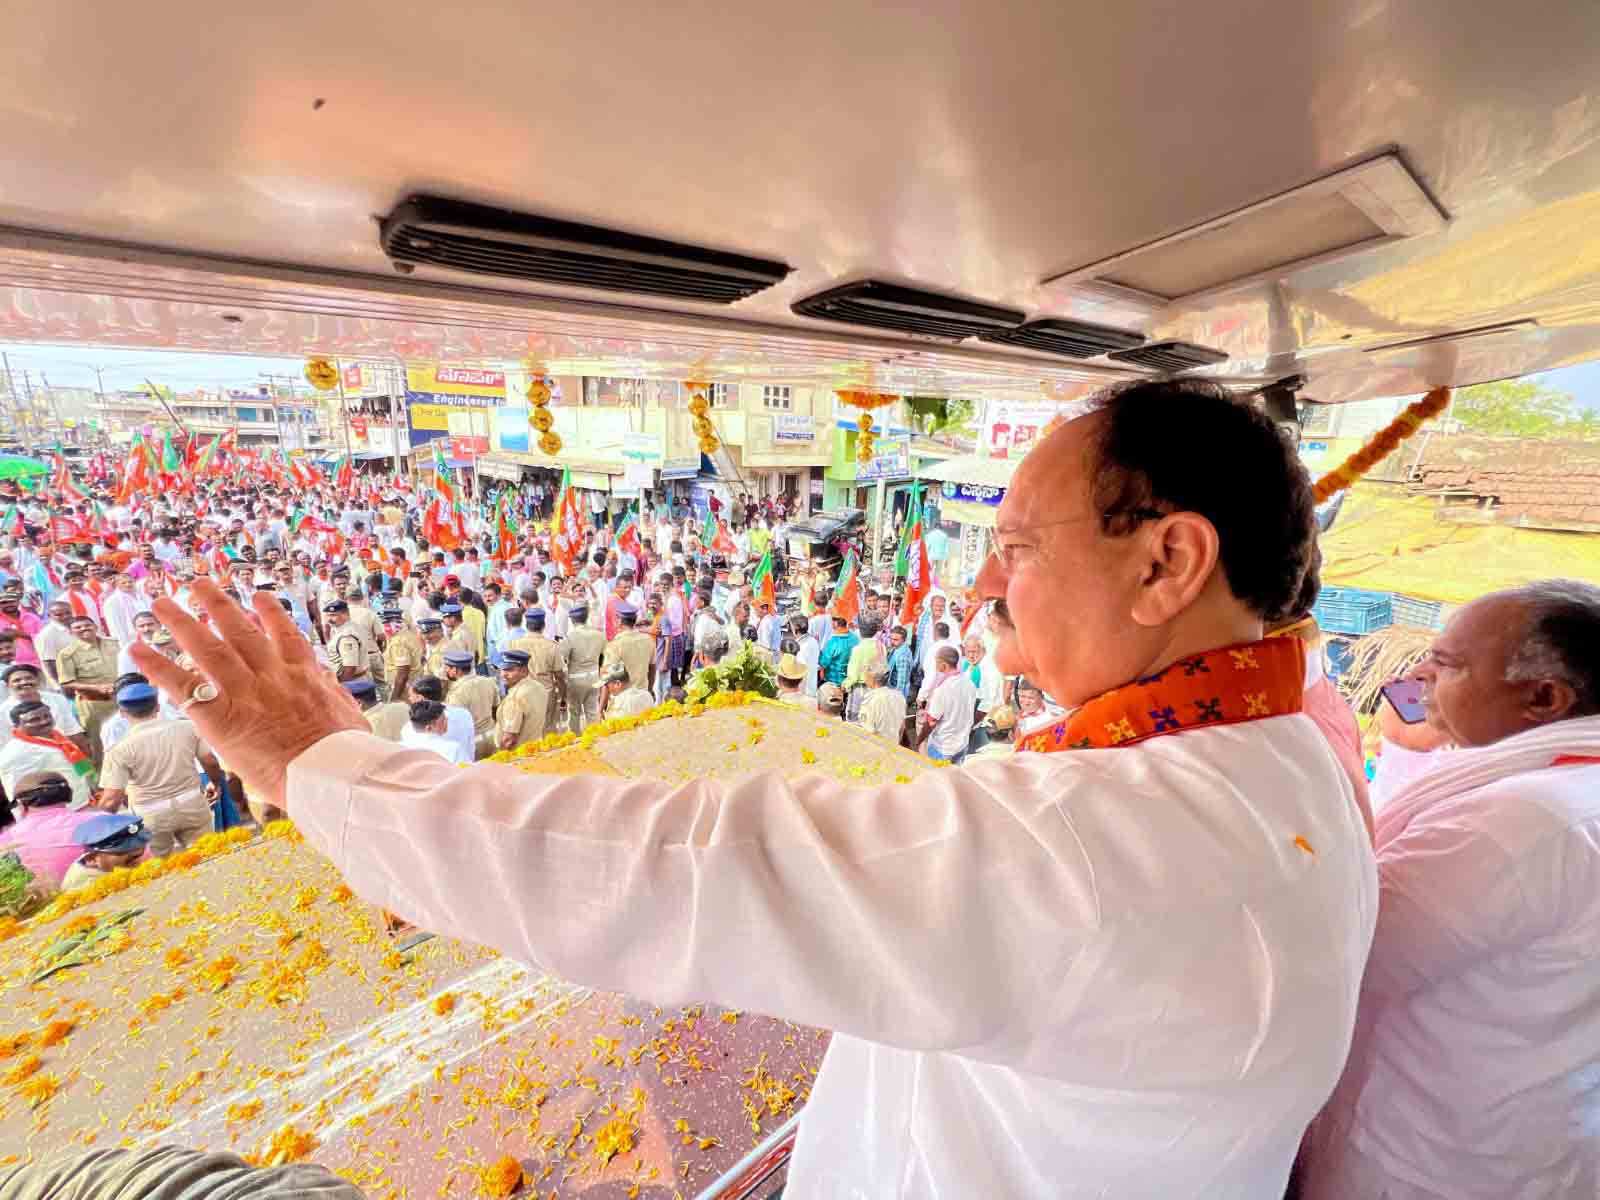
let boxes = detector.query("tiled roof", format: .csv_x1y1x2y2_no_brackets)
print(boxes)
1408,435,1600,524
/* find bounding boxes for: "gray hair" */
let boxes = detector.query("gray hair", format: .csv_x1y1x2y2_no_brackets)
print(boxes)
701,629,730,663
1503,579,1600,715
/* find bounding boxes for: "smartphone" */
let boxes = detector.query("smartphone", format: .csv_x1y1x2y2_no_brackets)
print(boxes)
1380,679,1429,724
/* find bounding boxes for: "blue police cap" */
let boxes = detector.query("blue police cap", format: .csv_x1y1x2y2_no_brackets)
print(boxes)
73,813,152,854
342,678,376,697
495,649,531,668
442,649,474,668
115,683,158,705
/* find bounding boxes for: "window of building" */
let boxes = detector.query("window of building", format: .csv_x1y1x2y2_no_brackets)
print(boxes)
762,385,792,411
709,383,736,409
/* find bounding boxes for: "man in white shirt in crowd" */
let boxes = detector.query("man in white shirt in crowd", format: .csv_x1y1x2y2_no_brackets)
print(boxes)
140,379,1376,1199
34,600,78,685
918,645,978,764
101,572,150,648
401,675,475,766
961,633,1006,752
116,612,163,676
857,661,907,744
400,698,469,766
0,664,85,752
1302,580,1600,1200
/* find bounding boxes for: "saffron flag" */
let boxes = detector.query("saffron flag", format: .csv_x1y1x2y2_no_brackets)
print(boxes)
898,511,932,627
116,437,150,504
550,467,585,575
749,548,776,609
431,442,455,507
496,493,518,562
334,453,354,493
51,455,89,504
615,507,642,559
192,434,220,478
830,549,861,622
711,519,737,556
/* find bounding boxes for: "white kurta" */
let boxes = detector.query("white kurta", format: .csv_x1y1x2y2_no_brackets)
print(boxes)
287,712,1375,1198
1302,715,1600,1200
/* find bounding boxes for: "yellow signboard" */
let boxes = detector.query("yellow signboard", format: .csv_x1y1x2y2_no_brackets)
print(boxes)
404,365,506,433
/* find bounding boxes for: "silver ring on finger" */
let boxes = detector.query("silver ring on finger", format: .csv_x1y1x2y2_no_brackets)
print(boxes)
180,680,221,712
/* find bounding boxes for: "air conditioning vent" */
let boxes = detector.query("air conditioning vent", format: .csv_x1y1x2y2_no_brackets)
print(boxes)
378,195,791,304
791,281,1024,341
1107,340,1229,372
977,318,1146,358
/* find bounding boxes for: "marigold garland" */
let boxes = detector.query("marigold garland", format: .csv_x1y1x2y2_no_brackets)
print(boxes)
26,824,277,928
836,390,899,411
686,381,721,455
485,691,761,765
1311,386,1451,503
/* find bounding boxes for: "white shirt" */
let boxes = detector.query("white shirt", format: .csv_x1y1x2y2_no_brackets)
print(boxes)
102,590,150,647
0,690,82,736
1368,738,1442,817
456,561,481,591
971,655,1006,715
1302,715,1600,1200
607,687,655,719
797,635,821,697
858,686,907,742
924,670,978,757
399,726,469,767
288,710,1375,1199
0,737,93,808
34,623,77,672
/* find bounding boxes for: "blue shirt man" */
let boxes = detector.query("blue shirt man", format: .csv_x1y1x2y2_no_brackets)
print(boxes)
818,616,859,688
886,629,916,701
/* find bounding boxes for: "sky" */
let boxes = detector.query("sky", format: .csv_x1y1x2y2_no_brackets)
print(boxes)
1,340,1599,409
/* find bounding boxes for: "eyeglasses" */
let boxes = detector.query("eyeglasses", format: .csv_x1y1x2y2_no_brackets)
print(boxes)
987,507,1167,572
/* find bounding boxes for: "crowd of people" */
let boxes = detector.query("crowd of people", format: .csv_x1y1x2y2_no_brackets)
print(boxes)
3,380,1600,1198
0,453,1032,905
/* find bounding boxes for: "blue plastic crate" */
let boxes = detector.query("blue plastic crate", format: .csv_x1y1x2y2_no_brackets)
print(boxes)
1313,586,1393,635
1391,594,1445,630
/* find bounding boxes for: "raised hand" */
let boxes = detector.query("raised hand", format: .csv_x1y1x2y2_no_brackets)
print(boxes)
131,579,368,813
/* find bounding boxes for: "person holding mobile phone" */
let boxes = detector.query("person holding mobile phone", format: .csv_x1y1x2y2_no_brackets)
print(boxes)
1302,580,1600,1198
1369,675,1453,815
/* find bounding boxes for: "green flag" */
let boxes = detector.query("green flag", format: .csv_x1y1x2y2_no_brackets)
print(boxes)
160,430,182,473
894,479,923,577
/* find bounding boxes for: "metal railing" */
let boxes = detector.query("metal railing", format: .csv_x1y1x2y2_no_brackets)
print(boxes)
694,1112,800,1200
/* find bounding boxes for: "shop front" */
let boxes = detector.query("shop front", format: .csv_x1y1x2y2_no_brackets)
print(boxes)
916,454,1018,589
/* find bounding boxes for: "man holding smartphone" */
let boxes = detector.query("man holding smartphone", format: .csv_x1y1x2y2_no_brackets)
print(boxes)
1303,580,1600,1198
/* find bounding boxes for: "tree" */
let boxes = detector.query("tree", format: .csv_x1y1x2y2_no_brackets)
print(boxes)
1451,379,1577,437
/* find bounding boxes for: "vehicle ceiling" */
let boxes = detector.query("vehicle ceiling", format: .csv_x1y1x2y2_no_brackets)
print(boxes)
0,0,1597,404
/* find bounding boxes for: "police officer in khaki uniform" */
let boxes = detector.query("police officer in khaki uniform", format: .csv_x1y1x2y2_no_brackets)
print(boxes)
417,616,449,679
323,600,369,684
603,604,655,694
442,648,499,758
508,608,567,735
345,587,387,687
495,649,549,752
562,602,606,733
345,677,410,742
381,605,424,702
440,602,482,669
55,614,119,761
